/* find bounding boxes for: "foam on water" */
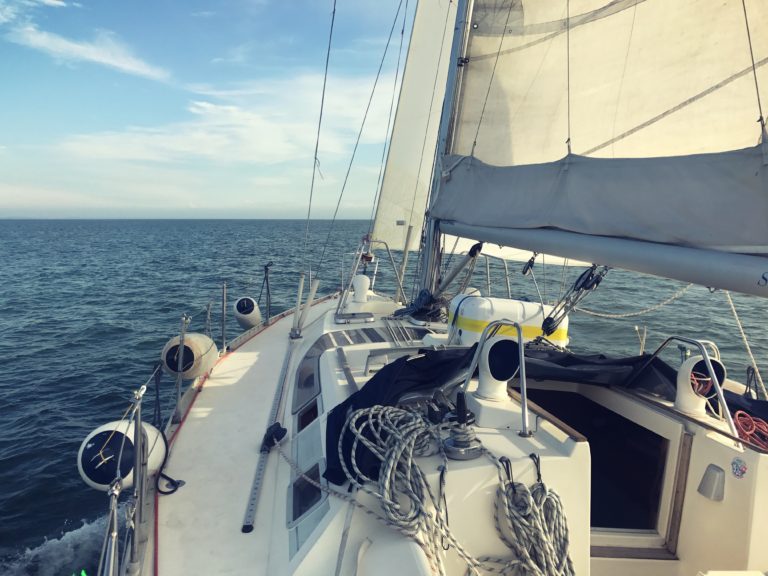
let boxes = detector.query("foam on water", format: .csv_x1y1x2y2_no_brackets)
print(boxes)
0,515,106,576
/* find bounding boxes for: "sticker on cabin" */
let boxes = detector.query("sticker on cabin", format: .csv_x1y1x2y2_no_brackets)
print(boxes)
731,457,747,479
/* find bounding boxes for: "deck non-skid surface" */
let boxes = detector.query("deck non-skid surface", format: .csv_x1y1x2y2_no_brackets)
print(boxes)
156,302,333,575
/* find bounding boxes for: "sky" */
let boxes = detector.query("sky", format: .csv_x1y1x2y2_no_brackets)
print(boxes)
0,0,414,218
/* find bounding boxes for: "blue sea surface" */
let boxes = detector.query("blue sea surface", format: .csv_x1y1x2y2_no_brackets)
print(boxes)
0,219,766,575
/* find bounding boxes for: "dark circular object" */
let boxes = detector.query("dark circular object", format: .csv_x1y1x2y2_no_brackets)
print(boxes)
692,358,726,386
79,430,135,488
488,339,520,381
236,297,256,315
164,344,195,373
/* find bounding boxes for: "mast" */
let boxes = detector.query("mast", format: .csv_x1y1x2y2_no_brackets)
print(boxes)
419,0,472,295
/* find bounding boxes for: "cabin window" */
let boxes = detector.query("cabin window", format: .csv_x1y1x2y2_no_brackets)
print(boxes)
297,399,319,433
291,463,322,521
292,335,333,414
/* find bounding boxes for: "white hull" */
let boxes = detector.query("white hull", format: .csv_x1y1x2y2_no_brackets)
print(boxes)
115,290,768,576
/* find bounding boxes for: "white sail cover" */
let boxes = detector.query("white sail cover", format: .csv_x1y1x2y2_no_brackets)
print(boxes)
371,0,457,251
431,0,768,294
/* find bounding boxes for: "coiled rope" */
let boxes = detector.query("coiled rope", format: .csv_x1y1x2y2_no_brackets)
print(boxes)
733,410,768,450
276,405,573,575
575,283,691,319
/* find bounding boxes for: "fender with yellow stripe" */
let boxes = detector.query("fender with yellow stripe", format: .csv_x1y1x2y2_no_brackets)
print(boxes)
448,294,569,347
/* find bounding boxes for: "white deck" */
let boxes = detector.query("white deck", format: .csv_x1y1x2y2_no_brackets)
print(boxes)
155,299,337,576
149,295,593,576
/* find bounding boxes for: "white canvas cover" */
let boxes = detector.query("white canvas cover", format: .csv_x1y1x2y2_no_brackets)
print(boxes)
429,0,768,292
435,147,768,253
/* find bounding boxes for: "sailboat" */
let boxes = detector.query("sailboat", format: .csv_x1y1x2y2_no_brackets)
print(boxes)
76,0,768,575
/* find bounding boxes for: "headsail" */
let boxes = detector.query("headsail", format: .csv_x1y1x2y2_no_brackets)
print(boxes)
370,0,457,251
430,0,768,296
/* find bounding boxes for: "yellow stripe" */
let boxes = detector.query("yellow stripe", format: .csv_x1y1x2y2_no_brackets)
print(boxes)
450,315,568,342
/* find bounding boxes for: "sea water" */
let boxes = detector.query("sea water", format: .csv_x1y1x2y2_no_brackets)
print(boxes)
0,219,766,575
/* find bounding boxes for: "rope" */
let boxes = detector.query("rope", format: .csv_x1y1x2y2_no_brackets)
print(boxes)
543,266,608,335
724,290,767,399
575,283,691,319
733,410,768,450
317,0,405,276
301,0,338,273
276,405,574,575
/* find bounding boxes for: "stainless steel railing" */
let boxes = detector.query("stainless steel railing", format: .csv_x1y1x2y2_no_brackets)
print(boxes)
627,335,738,438
460,319,532,437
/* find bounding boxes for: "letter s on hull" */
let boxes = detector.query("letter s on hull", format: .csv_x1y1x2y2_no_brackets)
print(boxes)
759,273,768,287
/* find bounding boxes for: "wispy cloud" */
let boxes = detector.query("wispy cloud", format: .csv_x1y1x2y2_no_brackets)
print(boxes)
58,72,398,167
0,1,18,24
211,42,252,65
6,24,170,81
31,0,67,7
57,99,321,165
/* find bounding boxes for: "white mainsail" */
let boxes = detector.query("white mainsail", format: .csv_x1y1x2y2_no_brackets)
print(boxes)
430,0,768,296
370,0,457,251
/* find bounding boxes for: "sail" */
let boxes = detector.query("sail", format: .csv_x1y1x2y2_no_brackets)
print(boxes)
445,234,589,266
431,0,768,295
370,0,457,251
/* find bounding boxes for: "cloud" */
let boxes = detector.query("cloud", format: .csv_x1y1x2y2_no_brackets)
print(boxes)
6,24,170,81
211,42,252,65
57,71,399,168
57,99,327,165
31,0,67,7
0,1,18,24
188,72,401,146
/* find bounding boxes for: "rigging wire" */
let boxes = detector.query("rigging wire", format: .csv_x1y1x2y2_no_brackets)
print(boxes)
740,0,765,133
724,290,767,399
367,0,409,238
317,0,405,276
470,0,517,157
301,0,338,274
610,0,638,158
566,0,572,155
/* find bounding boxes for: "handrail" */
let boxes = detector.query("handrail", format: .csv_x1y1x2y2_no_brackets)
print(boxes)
94,283,236,576
627,335,738,438
368,239,407,304
335,243,365,320
98,481,121,576
129,384,147,569
460,319,532,437
340,238,410,307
